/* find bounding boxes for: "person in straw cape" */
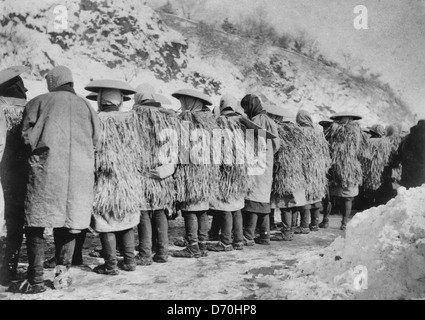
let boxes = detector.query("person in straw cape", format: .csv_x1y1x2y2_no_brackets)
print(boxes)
132,83,178,265
263,103,294,232
295,110,331,233
171,89,217,259
86,79,140,275
240,94,280,246
0,66,30,286
270,113,309,241
327,112,367,231
8,66,100,294
207,94,253,252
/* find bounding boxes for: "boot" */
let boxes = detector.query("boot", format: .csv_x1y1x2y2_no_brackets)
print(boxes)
207,242,233,252
171,244,202,258
199,242,209,257
319,219,329,229
7,280,46,294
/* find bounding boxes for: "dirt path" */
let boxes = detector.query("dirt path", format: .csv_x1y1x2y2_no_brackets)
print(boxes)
0,215,344,300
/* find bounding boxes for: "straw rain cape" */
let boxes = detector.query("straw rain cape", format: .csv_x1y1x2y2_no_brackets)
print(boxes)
361,137,394,192
175,110,220,204
272,122,308,200
93,111,143,222
134,106,179,210
301,126,332,202
215,115,254,202
327,121,368,189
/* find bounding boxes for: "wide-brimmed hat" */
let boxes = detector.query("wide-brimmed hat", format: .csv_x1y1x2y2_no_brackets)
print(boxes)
172,89,213,106
264,104,289,118
239,117,277,139
0,66,30,86
85,80,136,96
86,93,131,102
155,94,172,105
330,112,362,121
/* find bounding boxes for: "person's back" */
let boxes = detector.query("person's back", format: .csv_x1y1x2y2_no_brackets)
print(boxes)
10,66,100,294
401,121,425,189
23,89,98,227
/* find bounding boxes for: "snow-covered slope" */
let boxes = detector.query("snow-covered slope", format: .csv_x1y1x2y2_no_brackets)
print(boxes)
0,0,415,126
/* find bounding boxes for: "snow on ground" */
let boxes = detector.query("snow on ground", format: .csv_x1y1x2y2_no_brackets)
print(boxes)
2,187,425,300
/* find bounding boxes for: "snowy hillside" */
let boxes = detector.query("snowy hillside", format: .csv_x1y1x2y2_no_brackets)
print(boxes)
0,0,415,126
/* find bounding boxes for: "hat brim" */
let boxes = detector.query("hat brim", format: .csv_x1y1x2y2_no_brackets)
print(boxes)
319,120,333,126
86,93,131,102
154,94,172,105
172,89,213,106
239,117,277,139
0,66,30,86
330,114,362,121
85,80,136,96
264,104,291,118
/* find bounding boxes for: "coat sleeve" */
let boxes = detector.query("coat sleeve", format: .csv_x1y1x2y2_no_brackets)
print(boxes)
0,109,6,161
85,101,101,149
21,98,41,151
254,114,281,154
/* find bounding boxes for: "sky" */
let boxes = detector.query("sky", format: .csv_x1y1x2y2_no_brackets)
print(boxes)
148,0,425,119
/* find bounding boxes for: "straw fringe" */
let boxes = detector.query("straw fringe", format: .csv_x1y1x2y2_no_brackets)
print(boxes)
302,127,332,202
93,111,143,222
272,122,308,200
327,122,368,188
175,111,220,204
2,105,24,134
215,116,254,202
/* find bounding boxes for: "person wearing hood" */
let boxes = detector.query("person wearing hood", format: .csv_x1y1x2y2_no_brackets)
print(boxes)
240,94,280,246
8,66,100,294
0,66,30,286
86,80,140,275
207,94,246,252
171,89,214,259
132,84,175,266
400,120,425,189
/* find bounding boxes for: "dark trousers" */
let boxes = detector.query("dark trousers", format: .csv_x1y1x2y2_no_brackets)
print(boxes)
3,209,25,273
53,229,86,264
209,210,243,245
99,229,135,270
281,208,300,231
138,210,168,258
208,212,221,240
338,197,354,225
182,211,209,245
25,227,77,285
243,211,270,241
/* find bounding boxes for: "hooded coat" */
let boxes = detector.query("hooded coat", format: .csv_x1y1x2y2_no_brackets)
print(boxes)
241,95,280,207
400,121,425,189
22,85,100,229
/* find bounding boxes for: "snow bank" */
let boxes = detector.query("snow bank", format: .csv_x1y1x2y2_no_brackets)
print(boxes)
293,186,425,300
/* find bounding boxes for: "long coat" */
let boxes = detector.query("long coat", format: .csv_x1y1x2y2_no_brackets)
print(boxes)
0,107,6,233
245,113,280,204
400,122,425,189
22,91,100,229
